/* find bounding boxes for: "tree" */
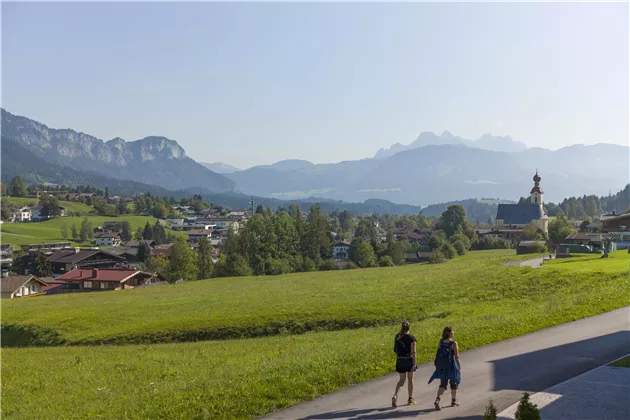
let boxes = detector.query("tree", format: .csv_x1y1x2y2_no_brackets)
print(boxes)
152,221,166,244
104,186,109,198
548,215,574,245
255,204,264,214
10,176,28,197
428,235,444,251
145,254,169,279
483,399,498,420
303,205,332,261
60,223,68,240
354,217,378,244
451,240,467,256
117,202,128,215
1,182,7,196
386,233,405,265
196,237,214,280
379,255,395,267
71,224,79,240
120,221,132,242
168,237,197,282
214,253,252,278
579,217,592,232
449,233,471,250
142,221,154,240
151,202,168,219
39,195,61,218
515,393,541,420
79,218,93,242
224,224,238,255
135,227,144,241
1,199,11,221
338,210,355,233
353,241,378,268
34,250,52,277
440,205,468,237
137,242,151,263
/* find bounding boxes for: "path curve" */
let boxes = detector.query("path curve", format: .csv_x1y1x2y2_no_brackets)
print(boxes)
263,306,630,420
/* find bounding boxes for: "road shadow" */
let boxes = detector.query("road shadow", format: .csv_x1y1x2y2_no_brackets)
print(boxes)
489,330,630,392
299,407,437,419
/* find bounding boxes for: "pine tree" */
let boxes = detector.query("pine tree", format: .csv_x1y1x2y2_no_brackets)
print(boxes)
168,237,197,282
34,250,52,277
71,224,79,240
142,221,154,240
60,224,68,240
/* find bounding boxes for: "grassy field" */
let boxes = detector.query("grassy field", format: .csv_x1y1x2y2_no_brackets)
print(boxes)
3,197,95,214
610,355,630,368
0,215,161,246
545,250,630,272
2,250,629,419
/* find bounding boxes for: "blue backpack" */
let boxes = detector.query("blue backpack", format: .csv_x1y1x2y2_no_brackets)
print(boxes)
435,340,454,369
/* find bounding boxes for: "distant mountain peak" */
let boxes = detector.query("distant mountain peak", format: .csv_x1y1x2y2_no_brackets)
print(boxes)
374,131,528,159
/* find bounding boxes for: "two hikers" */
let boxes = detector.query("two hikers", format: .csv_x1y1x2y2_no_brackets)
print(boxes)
391,323,462,410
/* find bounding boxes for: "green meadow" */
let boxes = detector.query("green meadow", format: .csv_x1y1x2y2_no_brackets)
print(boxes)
0,215,164,246
2,250,629,419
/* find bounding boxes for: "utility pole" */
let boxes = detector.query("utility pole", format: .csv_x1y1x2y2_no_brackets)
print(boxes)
249,197,254,217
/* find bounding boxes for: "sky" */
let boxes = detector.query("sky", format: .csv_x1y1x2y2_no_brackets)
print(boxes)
2,1,628,169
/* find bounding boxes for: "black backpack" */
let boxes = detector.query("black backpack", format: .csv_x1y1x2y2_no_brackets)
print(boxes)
435,340,454,368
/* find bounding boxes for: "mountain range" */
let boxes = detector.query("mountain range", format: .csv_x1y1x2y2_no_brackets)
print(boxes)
1,109,236,193
2,108,628,210
374,131,528,159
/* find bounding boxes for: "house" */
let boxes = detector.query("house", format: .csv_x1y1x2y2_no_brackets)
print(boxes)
57,268,163,291
495,171,549,234
406,228,434,249
101,221,125,233
586,213,630,249
1,275,49,299
46,248,127,276
106,247,140,264
187,229,213,242
332,242,350,260
150,244,174,259
127,240,157,249
95,232,122,247
40,277,69,295
10,206,32,222
477,228,522,242
196,218,239,232
20,242,72,252
0,244,13,268
229,209,248,218
31,205,66,220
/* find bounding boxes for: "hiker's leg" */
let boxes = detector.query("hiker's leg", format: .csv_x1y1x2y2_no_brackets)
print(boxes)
394,373,406,396
407,371,414,400
436,380,447,399
450,380,458,403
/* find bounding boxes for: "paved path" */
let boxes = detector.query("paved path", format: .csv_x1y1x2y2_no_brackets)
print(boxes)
498,361,630,420
263,307,630,420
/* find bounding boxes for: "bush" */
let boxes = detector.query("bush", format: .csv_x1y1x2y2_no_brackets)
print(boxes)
265,258,293,276
451,240,467,256
346,261,358,270
439,242,458,260
378,256,394,267
515,393,541,420
318,259,339,271
449,233,471,250
428,235,444,250
483,399,497,420
429,250,447,264
301,257,317,272
473,237,510,250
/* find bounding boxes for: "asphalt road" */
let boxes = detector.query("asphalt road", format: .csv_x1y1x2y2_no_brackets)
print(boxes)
263,306,630,420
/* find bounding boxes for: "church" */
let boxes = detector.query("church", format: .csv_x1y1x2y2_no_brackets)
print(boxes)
495,171,549,234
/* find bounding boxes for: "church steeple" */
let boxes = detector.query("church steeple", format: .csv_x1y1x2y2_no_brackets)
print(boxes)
530,169,544,204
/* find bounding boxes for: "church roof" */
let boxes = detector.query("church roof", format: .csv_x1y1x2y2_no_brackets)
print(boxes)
496,203,544,225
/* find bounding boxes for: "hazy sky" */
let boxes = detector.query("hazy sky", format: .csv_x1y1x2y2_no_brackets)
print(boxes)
2,2,628,168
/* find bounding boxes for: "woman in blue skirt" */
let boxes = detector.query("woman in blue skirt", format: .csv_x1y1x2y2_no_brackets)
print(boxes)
428,326,461,410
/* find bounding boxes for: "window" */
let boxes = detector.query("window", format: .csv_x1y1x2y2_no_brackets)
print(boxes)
84,281,93,288
100,282,107,289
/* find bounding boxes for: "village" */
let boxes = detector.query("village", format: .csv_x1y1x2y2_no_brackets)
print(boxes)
1,171,629,299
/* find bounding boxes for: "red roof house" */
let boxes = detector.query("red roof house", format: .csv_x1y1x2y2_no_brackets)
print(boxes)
57,268,164,291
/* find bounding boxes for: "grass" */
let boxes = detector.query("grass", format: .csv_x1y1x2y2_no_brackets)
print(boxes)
0,215,162,246
2,250,629,419
544,250,630,272
3,197,95,214
610,355,630,368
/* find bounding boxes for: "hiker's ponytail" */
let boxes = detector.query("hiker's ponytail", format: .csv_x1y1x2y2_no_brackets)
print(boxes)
396,321,410,340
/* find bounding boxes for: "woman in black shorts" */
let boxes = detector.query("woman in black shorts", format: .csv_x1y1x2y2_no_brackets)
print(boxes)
391,321,417,408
